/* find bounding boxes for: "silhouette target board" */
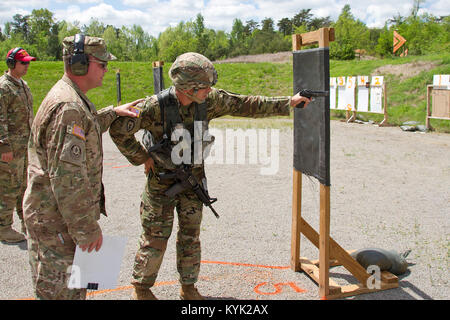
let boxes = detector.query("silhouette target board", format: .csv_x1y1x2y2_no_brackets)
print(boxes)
293,48,331,186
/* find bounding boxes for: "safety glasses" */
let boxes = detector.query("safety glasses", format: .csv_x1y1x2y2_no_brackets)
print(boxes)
89,59,108,70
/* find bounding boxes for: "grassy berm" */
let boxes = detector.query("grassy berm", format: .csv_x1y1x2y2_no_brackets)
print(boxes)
23,52,450,132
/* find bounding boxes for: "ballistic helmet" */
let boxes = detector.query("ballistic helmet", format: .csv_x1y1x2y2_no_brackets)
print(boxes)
169,52,217,90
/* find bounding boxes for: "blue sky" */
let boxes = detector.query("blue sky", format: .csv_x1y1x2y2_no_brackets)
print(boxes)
0,0,448,37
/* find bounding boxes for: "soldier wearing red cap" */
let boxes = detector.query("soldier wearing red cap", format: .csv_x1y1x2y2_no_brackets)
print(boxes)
0,48,36,243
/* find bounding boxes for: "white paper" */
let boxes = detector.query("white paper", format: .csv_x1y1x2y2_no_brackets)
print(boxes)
357,76,369,112
370,76,384,113
336,76,346,110
344,76,356,111
329,77,336,109
433,74,450,89
68,235,127,290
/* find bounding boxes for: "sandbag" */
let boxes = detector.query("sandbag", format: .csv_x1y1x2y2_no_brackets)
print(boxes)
351,248,411,275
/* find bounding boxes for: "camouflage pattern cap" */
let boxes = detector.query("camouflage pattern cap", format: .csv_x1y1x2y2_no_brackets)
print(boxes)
62,35,116,61
169,52,217,90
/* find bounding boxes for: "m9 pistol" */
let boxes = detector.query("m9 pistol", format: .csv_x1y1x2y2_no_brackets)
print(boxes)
297,89,329,108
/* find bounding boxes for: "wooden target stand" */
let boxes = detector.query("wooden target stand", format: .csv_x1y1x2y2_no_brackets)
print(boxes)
290,28,399,299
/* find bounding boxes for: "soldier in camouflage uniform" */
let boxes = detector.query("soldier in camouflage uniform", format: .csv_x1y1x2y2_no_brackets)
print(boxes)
109,52,311,300
23,35,142,300
0,48,36,243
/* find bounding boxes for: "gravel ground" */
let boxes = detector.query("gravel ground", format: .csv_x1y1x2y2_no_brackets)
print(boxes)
0,119,449,301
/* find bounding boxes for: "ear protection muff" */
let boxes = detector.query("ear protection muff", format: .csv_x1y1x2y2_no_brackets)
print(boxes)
69,34,89,76
6,47,23,69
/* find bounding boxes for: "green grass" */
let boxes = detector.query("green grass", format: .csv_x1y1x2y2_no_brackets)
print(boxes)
23,53,450,132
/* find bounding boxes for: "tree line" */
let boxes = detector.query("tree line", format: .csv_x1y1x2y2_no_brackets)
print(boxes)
0,3,448,63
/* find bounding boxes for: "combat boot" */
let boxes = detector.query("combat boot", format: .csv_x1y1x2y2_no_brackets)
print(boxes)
180,284,205,300
131,287,158,300
0,226,26,243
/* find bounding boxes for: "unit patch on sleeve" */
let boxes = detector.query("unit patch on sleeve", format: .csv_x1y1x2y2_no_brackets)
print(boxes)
72,124,86,141
60,125,87,166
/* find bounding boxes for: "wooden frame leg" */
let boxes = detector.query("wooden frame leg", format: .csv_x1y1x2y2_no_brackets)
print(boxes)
291,169,302,271
319,184,330,298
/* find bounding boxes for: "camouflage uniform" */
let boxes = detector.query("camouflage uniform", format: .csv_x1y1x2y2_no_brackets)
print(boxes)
23,37,117,300
0,72,33,230
109,52,291,290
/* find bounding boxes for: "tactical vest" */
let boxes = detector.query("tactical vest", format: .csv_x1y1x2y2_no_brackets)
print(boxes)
142,87,213,171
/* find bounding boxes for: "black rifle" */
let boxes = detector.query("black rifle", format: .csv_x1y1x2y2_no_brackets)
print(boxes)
159,166,220,219
297,89,329,108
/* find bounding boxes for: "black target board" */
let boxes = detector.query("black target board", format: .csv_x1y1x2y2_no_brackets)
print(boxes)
293,48,330,186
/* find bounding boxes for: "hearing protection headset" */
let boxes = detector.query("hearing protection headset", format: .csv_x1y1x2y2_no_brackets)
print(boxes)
69,34,89,76
6,47,23,69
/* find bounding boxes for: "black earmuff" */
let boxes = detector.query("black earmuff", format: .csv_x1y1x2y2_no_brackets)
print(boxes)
69,34,89,76
6,47,23,69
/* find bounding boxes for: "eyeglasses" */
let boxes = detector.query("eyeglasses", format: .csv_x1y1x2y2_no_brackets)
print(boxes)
19,61,30,65
89,59,108,70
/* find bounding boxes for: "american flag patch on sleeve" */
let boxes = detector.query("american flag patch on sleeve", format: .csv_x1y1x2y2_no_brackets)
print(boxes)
130,106,142,117
72,124,86,140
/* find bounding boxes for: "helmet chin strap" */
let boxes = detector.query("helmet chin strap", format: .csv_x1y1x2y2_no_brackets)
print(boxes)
178,88,205,104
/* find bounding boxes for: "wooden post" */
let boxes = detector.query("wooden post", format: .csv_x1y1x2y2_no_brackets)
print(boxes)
379,82,389,126
116,69,121,106
426,85,432,130
152,61,165,94
319,184,330,298
291,169,302,271
292,34,302,51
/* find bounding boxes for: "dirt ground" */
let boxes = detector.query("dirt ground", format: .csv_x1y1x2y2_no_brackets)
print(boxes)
214,51,293,64
0,119,448,301
372,61,438,80
215,52,439,81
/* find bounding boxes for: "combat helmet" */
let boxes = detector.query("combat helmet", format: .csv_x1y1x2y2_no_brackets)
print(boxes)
169,52,218,90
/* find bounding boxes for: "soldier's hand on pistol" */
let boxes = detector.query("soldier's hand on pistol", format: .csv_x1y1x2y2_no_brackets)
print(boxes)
80,234,103,253
290,93,311,108
1,151,13,162
144,157,155,175
114,98,145,117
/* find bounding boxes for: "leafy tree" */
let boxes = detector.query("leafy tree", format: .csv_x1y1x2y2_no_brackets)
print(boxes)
103,25,124,59
244,20,259,36
292,9,313,29
28,9,57,59
3,23,11,37
0,6,448,61
47,23,61,60
10,14,31,42
58,21,81,42
158,22,197,62
230,18,249,56
309,16,332,31
261,18,275,33
277,18,293,36
374,25,393,56
29,9,54,40
206,30,230,60
193,14,210,55
82,18,107,37
330,5,369,60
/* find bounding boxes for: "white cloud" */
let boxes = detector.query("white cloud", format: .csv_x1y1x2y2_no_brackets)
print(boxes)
0,0,449,37
55,0,103,3
54,3,152,30
123,0,158,6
